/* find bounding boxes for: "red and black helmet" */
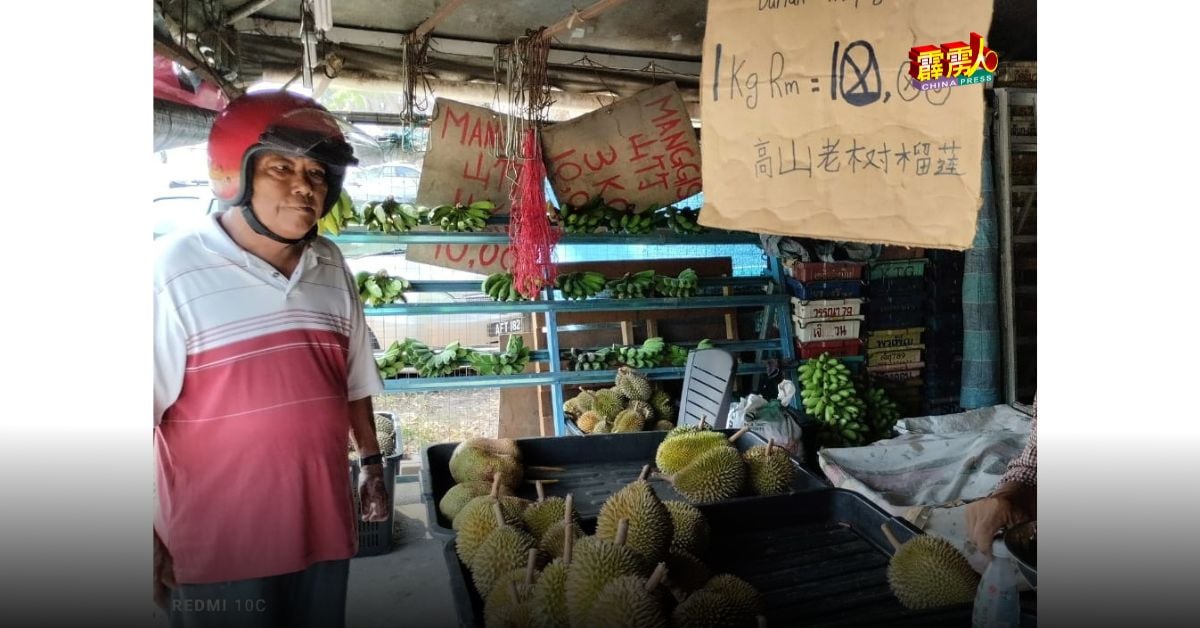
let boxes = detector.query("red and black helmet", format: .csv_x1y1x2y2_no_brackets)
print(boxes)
208,90,358,216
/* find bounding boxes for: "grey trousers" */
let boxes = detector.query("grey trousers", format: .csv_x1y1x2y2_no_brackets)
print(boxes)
168,559,350,628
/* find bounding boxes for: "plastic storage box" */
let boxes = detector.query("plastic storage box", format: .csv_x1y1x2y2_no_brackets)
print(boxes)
348,452,401,557
420,429,827,538
440,490,1028,628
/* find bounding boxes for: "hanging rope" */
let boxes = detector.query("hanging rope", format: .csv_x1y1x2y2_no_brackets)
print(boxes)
399,34,432,142
504,29,558,299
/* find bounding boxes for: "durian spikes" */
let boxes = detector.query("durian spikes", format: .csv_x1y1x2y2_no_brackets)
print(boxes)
563,494,575,564
646,562,669,592
728,426,750,443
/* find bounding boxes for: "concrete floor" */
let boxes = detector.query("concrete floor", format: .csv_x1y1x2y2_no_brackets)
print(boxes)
345,480,461,628
151,480,466,628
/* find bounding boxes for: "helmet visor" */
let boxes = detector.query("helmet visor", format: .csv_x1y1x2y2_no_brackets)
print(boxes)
257,107,383,171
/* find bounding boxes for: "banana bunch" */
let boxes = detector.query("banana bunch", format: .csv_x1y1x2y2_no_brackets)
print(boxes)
654,268,699,298
415,341,477,378
556,271,607,300
609,210,659,235
664,206,707,235
375,338,430,379
613,337,666,369
800,353,870,445
469,335,531,375
569,347,614,371
553,197,608,234
317,191,359,236
429,200,494,232
606,270,657,299
356,270,410,307
863,386,902,441
361,197,421,233
481,272,530,302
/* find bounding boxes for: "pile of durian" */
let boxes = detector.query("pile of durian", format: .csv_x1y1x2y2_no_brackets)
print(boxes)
654,424,797,504
564,367,677,433
452,467,769,628
438,437,527,524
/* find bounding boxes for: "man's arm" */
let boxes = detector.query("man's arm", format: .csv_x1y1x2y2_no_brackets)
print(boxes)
966,398,1037,556
348,396,380,458
349,396,389,522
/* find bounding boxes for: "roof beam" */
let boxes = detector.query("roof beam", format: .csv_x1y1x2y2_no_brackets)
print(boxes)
413,0,472,41
235,17,700,76
225,0,283,26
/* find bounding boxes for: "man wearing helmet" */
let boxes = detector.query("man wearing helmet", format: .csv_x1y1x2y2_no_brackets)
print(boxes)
152,91,389,627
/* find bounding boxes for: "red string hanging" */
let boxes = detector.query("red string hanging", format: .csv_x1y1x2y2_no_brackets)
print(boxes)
508,127,558,298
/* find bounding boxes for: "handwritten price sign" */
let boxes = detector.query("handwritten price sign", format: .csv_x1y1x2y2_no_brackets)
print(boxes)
410,99,515,273
542,83,701,211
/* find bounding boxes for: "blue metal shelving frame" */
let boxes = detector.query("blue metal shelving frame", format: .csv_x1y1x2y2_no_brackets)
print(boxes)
330,226,799,435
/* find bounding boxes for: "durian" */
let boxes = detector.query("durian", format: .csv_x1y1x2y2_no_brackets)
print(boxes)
524,481,575,540
564,520,647,621
742,439,795,496
664,549,712,599
592,388,626,420
627,400,654,421
440,480,511,523
596,467,672,565
613,408,648,433
564,389,597,416
470,503,538,598
449,437,524,489
883,526,980,610
653,419,675,431
616,366,653,402
577,410,602,433
483,550,539,628
703,574,765,617
454,476,528,563
655,430,729,475
650,389,675,424
664,501,710,556
529,501,575,628
664,445,746,504
582,563,671,628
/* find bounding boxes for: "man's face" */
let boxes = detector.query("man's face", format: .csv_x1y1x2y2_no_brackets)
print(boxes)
249,150,329,240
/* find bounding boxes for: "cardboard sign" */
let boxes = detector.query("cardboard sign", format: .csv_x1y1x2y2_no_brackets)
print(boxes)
405,231,514,275
699,0,995,250
410,99,516,273
542,82,701,211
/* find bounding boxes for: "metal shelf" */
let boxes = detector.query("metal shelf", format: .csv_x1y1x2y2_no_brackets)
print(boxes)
364,293,789,316
329,226,762,245
336,228,798,436
381,363,788,393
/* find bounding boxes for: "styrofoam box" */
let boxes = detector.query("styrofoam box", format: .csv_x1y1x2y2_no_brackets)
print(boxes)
793,316,864,343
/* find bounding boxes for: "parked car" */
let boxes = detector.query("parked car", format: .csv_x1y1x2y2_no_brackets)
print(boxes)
345,162,422,203
153,182,218,238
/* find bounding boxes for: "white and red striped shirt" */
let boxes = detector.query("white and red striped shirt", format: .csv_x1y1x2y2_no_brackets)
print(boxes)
153,213,382,584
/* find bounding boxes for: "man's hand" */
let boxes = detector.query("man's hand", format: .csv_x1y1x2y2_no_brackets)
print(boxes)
153,530,176,609
358,464,390,522
965,482,1036,558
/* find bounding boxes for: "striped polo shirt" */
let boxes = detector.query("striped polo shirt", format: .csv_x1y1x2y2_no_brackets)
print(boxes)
153,213,383,584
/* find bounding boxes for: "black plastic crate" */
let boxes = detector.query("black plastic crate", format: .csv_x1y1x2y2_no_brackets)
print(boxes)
865,308,925,331
420,429,828,538
441,490,1034,627
866,275,925,296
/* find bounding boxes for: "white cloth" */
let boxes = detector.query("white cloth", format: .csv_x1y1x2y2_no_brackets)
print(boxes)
817,404,1035,581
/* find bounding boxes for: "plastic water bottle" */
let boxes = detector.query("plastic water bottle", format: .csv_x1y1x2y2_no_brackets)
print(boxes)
972,539,1021,628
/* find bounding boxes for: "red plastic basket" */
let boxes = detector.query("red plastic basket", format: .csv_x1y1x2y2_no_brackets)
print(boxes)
786,261,866,282
797,338,863,359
